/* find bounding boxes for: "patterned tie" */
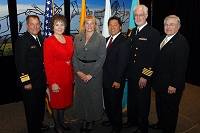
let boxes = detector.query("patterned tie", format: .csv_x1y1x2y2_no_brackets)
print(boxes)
106,37,113,50
36,37,41,47
160,37,168,50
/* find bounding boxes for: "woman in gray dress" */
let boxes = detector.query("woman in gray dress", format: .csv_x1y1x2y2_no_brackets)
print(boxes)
72,15,106,133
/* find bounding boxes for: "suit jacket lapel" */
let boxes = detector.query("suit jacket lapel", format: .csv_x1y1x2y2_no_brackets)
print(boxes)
26,32,42,50
106,33,122,53
86,32,97,46
133,24,150,42
160,32,179,50
77,33,86,50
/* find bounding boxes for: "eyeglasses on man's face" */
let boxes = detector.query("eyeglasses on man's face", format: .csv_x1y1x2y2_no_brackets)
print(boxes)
164,23,178,27
134,14,145,18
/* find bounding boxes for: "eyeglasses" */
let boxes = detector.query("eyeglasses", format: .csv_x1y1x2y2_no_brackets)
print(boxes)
164,24,177,27
134,14,145,18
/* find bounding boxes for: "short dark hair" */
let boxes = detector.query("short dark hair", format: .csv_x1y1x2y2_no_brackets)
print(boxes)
108,16,122,26
50,14,67,31
26,15,40,24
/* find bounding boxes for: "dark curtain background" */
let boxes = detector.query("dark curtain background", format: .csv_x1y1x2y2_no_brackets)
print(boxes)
1,0,200,105
141,0,200,86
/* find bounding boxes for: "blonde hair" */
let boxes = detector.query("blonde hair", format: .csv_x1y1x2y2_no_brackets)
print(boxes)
79,15,100,34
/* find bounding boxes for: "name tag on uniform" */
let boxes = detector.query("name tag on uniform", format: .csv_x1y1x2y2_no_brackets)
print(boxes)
31,45,36,49
139,37,147,41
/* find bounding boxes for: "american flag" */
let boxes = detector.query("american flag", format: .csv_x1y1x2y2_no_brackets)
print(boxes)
44,0,54,115
43,0,53,38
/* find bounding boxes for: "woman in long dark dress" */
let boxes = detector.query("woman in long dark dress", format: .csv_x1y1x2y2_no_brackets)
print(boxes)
72,15,106,132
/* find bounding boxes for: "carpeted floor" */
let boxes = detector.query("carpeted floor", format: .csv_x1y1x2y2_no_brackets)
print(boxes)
0,83,199,133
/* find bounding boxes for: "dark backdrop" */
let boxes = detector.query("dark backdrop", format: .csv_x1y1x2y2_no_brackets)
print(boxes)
1,0,200,105
150,0,200,86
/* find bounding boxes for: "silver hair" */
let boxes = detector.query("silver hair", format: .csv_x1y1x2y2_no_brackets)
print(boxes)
133,4,148,15
164,15,181,27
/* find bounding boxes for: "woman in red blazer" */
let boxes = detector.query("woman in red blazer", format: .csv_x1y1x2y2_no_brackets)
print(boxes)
43,14,74,133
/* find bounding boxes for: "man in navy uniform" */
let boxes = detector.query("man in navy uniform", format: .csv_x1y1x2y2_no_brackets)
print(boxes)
15,15,49,133
123,5,160,133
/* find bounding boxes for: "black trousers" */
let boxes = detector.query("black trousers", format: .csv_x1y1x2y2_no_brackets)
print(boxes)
20,87,46,133
103,85,124,132
155,90,183,133
127,79,151,133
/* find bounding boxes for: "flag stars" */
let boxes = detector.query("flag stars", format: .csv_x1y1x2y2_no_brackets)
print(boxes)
47,1,51,5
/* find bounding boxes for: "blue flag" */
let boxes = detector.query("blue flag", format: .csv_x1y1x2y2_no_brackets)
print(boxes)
122,0,139,112
44,0,53,38
127,0,139,37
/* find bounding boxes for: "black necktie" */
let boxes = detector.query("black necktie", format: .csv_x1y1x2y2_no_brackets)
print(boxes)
135,28,139,35
36,37,41,46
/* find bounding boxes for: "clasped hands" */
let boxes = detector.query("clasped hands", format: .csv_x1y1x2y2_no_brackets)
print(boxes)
77,71,92,83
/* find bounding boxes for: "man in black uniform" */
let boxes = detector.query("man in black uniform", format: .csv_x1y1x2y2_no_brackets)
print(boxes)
15,15,49,133
123,5,160,133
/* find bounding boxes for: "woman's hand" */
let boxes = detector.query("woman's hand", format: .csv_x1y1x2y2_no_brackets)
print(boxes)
84,74,92,83
51,83,60,93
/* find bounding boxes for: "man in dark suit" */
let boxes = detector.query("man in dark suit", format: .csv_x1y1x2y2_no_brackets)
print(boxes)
101,16,130,133
123,5,160,133
15,15,49,133
149,15,190,133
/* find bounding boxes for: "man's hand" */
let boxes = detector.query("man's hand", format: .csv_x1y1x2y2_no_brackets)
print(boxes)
24,84,32,90
168,86,176,94
112,81,120,89
138,77,147,89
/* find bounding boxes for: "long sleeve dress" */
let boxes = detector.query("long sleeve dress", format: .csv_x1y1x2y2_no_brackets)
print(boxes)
43,35,74,109
72,32,106,121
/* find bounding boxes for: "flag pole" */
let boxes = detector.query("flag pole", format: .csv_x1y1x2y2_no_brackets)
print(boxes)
79,0,86,32
52,0,54,15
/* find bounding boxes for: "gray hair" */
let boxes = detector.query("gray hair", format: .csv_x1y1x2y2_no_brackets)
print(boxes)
164,15,181,27
134,4,148,15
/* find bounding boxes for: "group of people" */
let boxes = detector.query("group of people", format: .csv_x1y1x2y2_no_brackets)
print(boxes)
15,4,189,133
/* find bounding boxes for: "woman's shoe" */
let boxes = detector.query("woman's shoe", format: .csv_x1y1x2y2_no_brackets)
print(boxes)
60,124,71,131
80,120,87,133
54,126,64,133
86,121,94,133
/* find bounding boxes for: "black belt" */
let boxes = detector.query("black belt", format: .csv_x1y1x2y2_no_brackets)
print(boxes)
79,59,96,63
